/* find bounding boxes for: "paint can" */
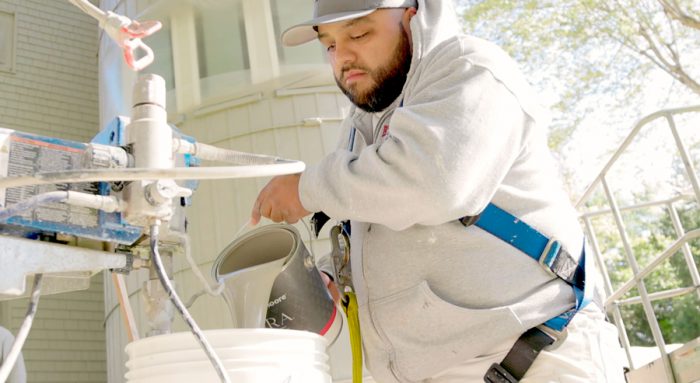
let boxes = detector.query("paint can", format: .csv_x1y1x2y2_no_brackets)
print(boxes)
212,224,341,344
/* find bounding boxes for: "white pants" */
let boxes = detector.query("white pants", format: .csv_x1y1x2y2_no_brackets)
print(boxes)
428,305,627,383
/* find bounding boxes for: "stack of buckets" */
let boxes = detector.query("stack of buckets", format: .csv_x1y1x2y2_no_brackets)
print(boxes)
124,329,331,382
124,224,339,382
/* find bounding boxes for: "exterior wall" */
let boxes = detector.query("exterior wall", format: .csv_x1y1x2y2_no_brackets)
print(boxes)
4,277,108,383
0,0,107,382
0,0,99,142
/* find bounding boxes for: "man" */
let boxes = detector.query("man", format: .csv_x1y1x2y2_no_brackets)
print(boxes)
251,0,625,381
0,326,27,383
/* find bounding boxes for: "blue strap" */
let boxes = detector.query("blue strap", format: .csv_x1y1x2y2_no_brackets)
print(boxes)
474,204,552,264
471,203,591,332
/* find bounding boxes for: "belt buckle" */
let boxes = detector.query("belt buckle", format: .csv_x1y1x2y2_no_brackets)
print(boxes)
537,324,568,350
484,363,518,383
538,239,561,278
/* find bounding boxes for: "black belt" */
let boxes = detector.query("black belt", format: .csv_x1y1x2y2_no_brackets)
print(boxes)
484,327,555,382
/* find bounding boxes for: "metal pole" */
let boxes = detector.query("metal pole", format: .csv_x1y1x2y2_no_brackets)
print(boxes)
666,114,700,205
602,179,676,382
584,218,635,368
666,202,700,303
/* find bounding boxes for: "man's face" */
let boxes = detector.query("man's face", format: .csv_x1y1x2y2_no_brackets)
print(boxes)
317,9,413,113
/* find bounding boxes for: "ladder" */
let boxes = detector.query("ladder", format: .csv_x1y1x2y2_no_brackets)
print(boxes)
576,105,700,383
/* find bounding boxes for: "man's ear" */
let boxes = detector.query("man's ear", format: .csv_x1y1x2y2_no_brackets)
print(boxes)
403,7,417,24
402,7,417,44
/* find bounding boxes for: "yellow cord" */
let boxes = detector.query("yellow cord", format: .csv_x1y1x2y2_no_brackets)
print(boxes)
342,291,363,383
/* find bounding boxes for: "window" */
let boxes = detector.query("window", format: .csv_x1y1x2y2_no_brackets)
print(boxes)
0,11,15,72
270,0,326,74
195,0,251,100
135,0,328,111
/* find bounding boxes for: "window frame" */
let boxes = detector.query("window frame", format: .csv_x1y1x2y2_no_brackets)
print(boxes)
0,10,16,73
138,0,329,114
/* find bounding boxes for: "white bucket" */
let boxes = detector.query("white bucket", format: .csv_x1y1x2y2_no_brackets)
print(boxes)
126,367,330,383
124,329,331,383
126,348,329,370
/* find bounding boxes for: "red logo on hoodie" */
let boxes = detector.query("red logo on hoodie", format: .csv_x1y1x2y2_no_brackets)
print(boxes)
380,124,390,139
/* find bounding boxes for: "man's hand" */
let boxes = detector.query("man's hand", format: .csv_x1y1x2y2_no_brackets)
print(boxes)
251,174,311,225
320,271,342,305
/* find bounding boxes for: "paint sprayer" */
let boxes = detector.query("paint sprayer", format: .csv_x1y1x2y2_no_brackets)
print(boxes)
0,3,340,382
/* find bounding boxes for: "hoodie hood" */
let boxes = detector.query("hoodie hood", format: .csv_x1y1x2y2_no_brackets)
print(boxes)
409,0,462,63
345,0,462,120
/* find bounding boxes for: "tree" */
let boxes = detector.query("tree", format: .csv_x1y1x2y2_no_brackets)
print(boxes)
459,0,700,193
589,0,700,94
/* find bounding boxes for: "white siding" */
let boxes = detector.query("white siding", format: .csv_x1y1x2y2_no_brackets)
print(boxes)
0,0,106,382
0,0,99,142
6,276,108,383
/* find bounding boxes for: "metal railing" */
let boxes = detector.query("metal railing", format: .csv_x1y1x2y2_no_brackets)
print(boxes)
575,105,700,382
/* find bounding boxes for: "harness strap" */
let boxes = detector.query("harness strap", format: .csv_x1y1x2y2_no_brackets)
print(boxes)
462,203,592,383
483,328,555,383
464,203,590,332
342,291,363,383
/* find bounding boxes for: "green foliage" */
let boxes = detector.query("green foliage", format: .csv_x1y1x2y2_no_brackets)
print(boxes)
459,0,700,154
589,201,700,346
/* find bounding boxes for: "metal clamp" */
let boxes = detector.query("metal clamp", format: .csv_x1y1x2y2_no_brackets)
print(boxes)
110,252,134,274
537,324,568,351
538,239,561,277
330,224,353,292
484,363,518,383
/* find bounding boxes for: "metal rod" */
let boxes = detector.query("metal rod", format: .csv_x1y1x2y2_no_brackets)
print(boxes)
584,218,635,368
617,286,698,306
111,272,140,342
605,229,700,304
0,161,305,190
666,202,700,303
576,105,700,210
602,179,676,381
580,194,693,219
666,114,700,205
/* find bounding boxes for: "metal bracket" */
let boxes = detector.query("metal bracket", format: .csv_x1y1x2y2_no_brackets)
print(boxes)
0,236,129,296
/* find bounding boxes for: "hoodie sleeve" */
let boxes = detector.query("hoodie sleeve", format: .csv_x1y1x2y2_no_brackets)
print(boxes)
299,39,537,231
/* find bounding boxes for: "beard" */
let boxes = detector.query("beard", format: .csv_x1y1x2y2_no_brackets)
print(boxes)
335,26,412,113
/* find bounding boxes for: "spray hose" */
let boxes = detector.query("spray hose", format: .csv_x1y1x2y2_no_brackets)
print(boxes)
342,291,363,383
149,224,231,383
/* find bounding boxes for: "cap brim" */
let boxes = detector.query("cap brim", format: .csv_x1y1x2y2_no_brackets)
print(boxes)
281,9,377,47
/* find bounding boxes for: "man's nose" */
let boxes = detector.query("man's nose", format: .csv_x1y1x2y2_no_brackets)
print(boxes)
334,42,356,68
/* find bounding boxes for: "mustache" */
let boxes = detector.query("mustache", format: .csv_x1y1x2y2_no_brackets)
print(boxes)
340,65,369,78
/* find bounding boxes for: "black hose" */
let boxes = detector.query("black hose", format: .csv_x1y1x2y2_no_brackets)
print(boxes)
149,224,231,383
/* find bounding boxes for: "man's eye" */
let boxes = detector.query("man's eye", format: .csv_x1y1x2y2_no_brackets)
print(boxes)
326,44,335,52
351,32,368,40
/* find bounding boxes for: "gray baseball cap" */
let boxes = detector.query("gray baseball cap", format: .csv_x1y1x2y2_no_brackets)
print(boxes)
282,0,418,47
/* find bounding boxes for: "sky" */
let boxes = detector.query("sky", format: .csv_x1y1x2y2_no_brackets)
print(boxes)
454,0,700,205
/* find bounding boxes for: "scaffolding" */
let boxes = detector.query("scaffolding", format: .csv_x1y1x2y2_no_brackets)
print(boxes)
576,105,700,383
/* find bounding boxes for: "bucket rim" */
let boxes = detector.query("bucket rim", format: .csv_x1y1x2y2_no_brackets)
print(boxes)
211,224,302,280
125,328,328,354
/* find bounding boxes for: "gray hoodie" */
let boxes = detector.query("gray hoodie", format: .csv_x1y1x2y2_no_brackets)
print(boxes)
299,0,584,381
